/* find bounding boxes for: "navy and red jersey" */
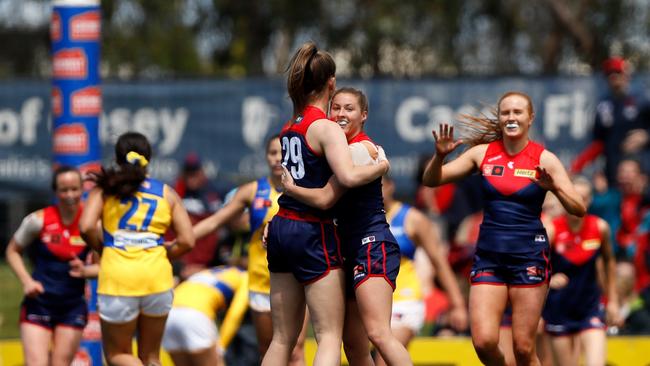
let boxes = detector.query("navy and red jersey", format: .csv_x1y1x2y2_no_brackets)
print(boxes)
477,140,548,253
30,206,89,300
334,132,391,242
278,106,334,218
543,215,604,326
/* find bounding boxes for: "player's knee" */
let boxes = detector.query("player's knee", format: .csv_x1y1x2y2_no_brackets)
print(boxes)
50,352,75,366
365,327,392,349
512,338,535,361
24,351,48,366
472,335,500,356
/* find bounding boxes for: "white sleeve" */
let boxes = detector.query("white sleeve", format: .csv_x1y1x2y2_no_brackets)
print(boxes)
13,212,44,248
348,142,378,167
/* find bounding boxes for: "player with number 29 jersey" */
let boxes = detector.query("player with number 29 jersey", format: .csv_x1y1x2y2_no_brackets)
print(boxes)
99,177,173,296
267,106,342,283
277,106,334,218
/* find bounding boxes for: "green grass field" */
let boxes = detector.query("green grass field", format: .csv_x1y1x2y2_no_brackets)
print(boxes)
0,260,22,339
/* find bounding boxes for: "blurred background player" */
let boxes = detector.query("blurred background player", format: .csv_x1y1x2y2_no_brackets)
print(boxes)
80,132,195,366
375,174,468,366
6,166,98,366
192,134,308,365
162,265,248,366
542,177,620,365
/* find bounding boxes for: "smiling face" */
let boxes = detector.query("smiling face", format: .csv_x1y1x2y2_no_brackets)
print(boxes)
266,136,283,178
55,171,83,209
498,94,534,140
329,92,367,141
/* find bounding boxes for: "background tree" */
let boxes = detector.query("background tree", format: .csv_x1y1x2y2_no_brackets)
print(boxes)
0,0,647,79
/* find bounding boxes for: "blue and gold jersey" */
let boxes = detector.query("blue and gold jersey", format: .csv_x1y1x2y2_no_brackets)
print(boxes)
386,202,422,302
248,177,281,294
98,178,173,296
174,266,248,348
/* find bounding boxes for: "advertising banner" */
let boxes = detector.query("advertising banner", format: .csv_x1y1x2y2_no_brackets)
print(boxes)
52,1,102,364
0,77,648,198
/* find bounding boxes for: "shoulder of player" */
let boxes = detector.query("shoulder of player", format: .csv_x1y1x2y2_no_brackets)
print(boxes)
595,216,611,235
538,146,560,161
237,181,258,204
357,140,378,157
404,206,428,233
466,143,489,162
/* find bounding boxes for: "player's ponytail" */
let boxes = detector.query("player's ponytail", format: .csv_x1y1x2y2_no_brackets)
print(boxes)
90,132,151,199
286,42,336,117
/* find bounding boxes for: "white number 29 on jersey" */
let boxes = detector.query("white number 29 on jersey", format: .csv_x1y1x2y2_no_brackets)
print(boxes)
282,136,305,180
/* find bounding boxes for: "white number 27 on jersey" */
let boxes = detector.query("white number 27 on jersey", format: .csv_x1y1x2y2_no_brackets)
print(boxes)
282,136,305,180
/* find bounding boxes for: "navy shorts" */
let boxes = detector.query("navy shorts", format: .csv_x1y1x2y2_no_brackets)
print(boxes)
20,296,88,330
544,303,606,336
470,247,550,286
267,212,342,284
343,232,400,297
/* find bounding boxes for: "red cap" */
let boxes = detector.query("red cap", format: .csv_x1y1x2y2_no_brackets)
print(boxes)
602,57,627,75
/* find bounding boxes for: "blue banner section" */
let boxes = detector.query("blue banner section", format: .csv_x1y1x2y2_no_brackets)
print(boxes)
0,77,648,197
52,2,102,365
52,3,102,175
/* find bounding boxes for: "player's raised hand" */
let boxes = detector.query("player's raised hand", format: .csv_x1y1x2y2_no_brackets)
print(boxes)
432,123,463,157
532,165,557,191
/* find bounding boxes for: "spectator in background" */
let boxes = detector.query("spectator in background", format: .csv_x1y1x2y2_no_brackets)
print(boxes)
590,158,650,260
173,153,223,279
615,261,650,335
571,56,650,184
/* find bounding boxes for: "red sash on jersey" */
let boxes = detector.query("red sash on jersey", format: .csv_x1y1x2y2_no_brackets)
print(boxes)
480,140,544,196
40,205,86,261
552,215,601,266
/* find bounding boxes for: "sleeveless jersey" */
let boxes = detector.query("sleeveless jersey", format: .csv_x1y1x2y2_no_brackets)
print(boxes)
278,106,333,217
247,177,280,294
99,178,173,296
544,215,603,319
173,266,248,320
478,140,548,253
386,202,422,302
335,132,391,241
31,206,88,299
